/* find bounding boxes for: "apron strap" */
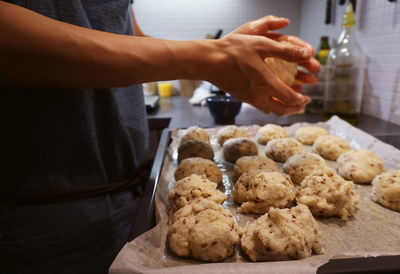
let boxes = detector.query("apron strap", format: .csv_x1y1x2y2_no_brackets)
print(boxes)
10,160,153,207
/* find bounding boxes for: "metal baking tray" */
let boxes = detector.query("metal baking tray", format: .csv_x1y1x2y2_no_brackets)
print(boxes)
128,127,400,274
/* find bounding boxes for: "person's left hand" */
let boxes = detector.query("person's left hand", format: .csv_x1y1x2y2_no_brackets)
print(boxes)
232,15,320,93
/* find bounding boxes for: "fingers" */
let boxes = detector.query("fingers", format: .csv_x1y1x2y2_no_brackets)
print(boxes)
252,95,306,116
260,61,310,106
264,33,316,57
277,35,315,56
233,15,289,35
291,84,303,93
261,37,313,64
295,71,318,84
299,57,321,74
264,31,282,40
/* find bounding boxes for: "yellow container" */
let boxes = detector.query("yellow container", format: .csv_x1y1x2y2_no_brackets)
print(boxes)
157,82,173,97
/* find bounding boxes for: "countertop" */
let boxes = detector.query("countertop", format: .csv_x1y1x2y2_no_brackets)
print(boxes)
147,96,400,148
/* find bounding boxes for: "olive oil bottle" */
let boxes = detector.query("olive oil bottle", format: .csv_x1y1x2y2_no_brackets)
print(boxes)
323,3,366,125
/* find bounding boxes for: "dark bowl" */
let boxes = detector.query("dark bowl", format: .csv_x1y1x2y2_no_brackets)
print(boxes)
206,95,242,124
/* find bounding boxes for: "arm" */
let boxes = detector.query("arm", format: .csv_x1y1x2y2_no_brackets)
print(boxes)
131,6,147,37
0,1,314,115
0,1,194,88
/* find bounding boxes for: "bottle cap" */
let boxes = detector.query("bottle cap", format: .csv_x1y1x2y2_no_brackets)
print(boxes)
343,2,355,28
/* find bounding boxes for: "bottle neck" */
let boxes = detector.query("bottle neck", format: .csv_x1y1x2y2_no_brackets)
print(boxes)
338,26,352,45
320,41,330,50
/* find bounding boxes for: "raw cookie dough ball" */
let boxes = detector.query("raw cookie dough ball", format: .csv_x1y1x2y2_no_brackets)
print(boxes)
283,152,327,184
337,149,386,184
177,140,214,163
168,174,227,211
297,167,359,220
233,171,295,214
180,126,210,145
371,170,400,212
174,157,223,185
312,135,350,161
217,125,249,146
240,204,323,261
168,199,242,262
223,138,258,163
233,155,280,182
295,126,329,145
256,124,288,145
265,138,305,162
264,53,298,86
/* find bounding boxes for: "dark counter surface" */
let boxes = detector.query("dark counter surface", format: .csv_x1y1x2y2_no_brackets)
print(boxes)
147,96,400,148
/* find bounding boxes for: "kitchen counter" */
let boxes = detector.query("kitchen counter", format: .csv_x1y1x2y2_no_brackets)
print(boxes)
147,96,400,148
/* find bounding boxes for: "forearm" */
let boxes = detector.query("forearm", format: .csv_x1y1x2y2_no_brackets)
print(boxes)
0,1,215,88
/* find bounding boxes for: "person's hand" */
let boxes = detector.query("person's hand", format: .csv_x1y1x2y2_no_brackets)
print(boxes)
262,31,320,93
233,15,320,92
208,15,319,116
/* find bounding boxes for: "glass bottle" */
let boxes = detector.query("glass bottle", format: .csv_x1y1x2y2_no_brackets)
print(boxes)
305,36,331,113
323,3,366,125
315,36,331,65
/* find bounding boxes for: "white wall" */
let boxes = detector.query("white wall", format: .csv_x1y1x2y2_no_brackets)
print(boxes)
299,0,344,49
299,0,400,125
133,0,302,40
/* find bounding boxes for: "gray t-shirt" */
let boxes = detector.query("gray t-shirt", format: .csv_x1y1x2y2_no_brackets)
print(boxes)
0,1,149,273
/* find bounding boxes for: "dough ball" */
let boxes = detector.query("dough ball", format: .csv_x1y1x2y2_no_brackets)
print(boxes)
168,199,242,262
264,55,298,86
233,155,280,182
177,140,214,163
233,171,295,214
240,204,323,261
223,138,258,163
180,126,210,145
283,152,327,184
297,167,359,220
168,174,227,211
265,137,305,162
217,125,249,146
295,126,329,145
371,170,400,212
256,124,288,145
337,149,386,184
312,135,350,161
174,157,222,185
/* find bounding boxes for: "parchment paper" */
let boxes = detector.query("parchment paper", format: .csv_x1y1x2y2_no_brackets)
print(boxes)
110,116,400,274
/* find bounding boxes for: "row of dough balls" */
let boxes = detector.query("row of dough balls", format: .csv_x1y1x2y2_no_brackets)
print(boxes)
168,198,322,262
258,124,350,161
216,125,351,164
177,126,260,163
171,128,241,262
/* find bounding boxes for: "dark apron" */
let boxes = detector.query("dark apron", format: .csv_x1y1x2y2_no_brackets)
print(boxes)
0,1,150,273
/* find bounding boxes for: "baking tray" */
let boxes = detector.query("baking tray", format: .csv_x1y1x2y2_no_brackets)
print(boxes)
125,122,400,274
129,128,171,240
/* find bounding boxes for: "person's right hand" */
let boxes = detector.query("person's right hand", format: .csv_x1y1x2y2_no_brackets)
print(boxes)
206,15,316,116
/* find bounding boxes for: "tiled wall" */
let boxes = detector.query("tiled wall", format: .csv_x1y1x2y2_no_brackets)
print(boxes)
133,0,302,39
300,0,400,125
